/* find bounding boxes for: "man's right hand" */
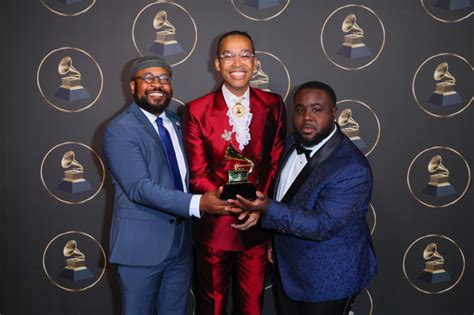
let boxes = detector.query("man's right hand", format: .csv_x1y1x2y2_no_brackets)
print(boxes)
200,186,232,215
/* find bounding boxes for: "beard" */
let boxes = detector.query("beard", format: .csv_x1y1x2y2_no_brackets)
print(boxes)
295,123,335,147
133,88,171,115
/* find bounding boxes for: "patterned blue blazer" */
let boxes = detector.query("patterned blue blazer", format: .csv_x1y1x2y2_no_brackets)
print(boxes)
261,128,377,302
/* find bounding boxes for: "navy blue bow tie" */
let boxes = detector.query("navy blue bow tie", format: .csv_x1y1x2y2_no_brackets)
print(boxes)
295,143,311,160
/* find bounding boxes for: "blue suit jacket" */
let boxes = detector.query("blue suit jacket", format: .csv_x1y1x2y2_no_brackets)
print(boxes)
103,103,193,266
261,129,377,302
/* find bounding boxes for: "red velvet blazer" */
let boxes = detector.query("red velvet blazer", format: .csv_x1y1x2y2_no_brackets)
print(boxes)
183,86,286,250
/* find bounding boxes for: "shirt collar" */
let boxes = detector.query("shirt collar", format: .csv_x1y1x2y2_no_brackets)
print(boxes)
222,84,250,107
139,107,169,125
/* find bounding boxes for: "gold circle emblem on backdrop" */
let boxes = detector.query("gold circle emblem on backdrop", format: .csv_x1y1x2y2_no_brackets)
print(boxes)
40,0,95,17
37,47,104,113
253,51,291,101
336,100,381,156
350,288,374,315
132,1,197,67
230,0,290,21
321,4,386,71
42,231,106,292
412,53,473,118
421,0,473,23
407,146,471,208
402,234,465,294
368,203,377,236
40,142,105,205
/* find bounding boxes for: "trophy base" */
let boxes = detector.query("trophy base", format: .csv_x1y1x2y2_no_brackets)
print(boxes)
435,0,471,11
220,183,256,200
349,137,367,150
57,180,92,194
417,270,451,284
150,42,184,57
427,92,463,107
60,267,93,281
422,183,456,198
336,44,371,59
58,0,83,4
244,0,282,9
54,87,90,101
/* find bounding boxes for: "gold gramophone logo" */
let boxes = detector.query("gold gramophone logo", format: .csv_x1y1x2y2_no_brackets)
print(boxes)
57,150,92,194
243,0,282,9
421,0,473,23
403,234,465,294
336,14,371,59
250,60,271,91
321,5,385,70
253,51,290,100
417,243,451,284
40,142,105,204
412,53,473,118
422,155,456,197
54,56,90,101
231,0,290,21
407,146,471,208
336,100,380,156
132,1,197,67
149,10,184,56
60,240,93,281
43,231,106,291
338,108,366,150
427,62,463,107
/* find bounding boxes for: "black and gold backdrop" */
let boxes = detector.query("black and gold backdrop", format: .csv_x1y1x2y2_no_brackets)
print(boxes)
1,0,473,314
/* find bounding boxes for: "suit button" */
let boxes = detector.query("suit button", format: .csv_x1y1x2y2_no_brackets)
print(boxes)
169,219,175,224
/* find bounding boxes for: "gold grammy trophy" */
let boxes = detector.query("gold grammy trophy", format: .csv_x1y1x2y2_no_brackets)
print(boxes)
427,62,463,107
54,56,90,101
250,60,271,91
59,240,94,281
57,151,92,194
336,14,371,59
244,0,282,10
422,155,456,197
149,10,184,56
417,243,451,284
338,108,367,149
220,144,256,200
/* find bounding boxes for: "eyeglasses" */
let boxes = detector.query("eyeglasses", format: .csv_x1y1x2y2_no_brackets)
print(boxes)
133,73,172,85
217,50,255,63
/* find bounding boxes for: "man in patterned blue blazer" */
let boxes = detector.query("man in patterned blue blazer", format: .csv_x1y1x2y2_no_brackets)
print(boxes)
228,81,377,315
103,56,229,315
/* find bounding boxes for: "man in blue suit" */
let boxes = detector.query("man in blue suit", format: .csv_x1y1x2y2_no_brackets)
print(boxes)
103,56,229,315
228,81,377,314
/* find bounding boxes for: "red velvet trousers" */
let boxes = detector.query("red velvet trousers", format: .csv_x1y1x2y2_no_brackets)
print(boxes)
195,243,267,315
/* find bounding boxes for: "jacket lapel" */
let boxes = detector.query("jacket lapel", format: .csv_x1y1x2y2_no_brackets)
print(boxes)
166,110,189,183
281,129,343,203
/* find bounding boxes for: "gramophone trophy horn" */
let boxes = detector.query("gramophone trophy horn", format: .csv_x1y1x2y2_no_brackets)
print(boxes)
423,243,444,262
428,155,449,175
63,239,86,260
342,14,364,35
61,150,84,171
338,108,359,129
434,62,456,84
58,56,81,79
250,60,270,90
220,143,256,200
60,239,93,281
153,10,176,33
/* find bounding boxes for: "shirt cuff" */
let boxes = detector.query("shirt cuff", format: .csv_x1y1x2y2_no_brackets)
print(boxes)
189,194,202,218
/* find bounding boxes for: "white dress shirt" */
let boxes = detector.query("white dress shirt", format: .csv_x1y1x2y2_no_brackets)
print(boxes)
140,108,201,218
276,126,337,202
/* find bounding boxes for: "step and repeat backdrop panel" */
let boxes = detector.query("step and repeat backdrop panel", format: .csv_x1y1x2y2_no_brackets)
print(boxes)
1,0,472,314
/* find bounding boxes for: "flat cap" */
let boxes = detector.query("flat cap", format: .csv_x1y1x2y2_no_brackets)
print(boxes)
129,56,172,80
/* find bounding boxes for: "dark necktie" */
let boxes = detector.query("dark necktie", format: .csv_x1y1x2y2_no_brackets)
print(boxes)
156,117,184,191
295,143,312,161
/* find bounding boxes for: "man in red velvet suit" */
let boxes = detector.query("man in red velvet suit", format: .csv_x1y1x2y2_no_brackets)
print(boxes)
183,30,286,314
